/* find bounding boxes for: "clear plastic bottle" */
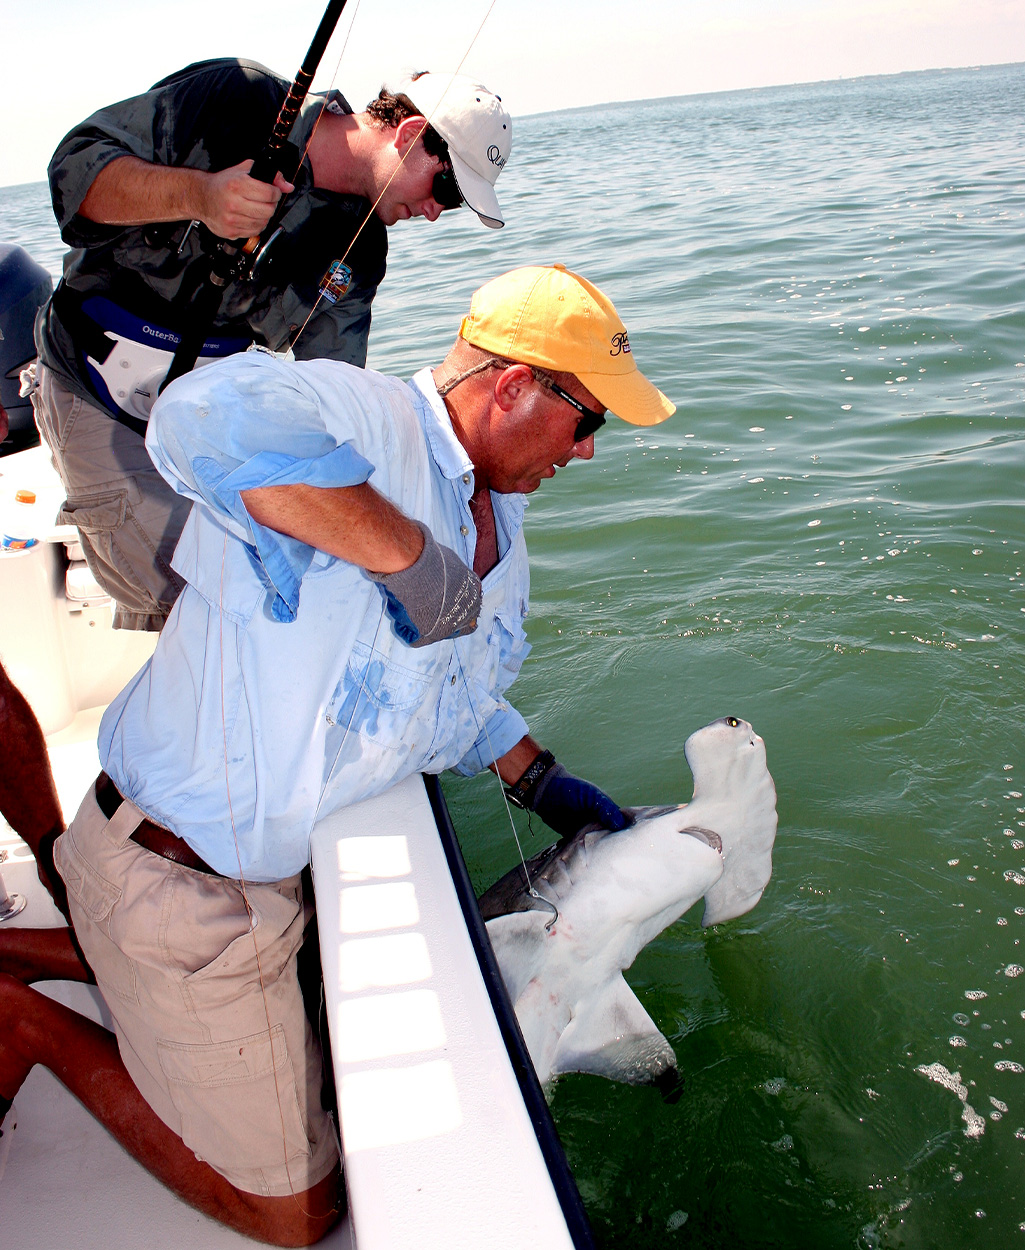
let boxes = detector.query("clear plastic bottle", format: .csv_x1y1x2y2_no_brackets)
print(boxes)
1,488,40,551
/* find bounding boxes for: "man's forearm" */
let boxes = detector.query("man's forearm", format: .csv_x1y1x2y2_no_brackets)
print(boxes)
79,156,212,226
78,155,290,239
492,735,545,787
240,481,425,574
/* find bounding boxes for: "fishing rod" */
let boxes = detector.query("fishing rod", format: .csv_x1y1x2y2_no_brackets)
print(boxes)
160,0,350,392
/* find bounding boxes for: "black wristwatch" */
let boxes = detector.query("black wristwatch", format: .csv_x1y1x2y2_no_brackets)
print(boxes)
504,750,557,810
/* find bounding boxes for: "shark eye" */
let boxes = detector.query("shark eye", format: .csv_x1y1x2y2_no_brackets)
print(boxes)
725,716,740,727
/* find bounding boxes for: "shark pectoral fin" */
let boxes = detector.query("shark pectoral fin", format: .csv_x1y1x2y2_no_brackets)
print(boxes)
551,975,677,1086
512,976,573,1087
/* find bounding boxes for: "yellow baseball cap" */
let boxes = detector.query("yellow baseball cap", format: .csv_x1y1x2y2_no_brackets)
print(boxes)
459,264,675,426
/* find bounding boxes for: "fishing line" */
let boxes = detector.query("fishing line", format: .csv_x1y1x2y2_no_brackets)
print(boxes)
288,0,500,354
451,644,552,914
216,530,336,1219
283,0,365,184
247,0,365,275
310,596,389,831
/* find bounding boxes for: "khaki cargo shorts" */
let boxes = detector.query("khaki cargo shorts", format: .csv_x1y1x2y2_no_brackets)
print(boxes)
54,783,339,1198
29,361,190,631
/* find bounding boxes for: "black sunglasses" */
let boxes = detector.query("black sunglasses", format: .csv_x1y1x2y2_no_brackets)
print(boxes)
534,372,607,442
432,165,464,211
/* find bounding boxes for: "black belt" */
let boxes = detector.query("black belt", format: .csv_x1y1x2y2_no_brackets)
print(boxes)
51,280,117,365
95,772,219,876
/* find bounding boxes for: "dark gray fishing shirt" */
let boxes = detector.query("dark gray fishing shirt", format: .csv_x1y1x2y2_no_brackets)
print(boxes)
36,58,387,420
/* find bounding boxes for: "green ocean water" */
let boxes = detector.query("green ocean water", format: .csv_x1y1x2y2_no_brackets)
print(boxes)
4,61,1024,1249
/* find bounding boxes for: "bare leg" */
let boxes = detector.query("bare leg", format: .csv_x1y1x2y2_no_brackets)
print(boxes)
0,974,343,1245
0,659,68,915
0,927,94,983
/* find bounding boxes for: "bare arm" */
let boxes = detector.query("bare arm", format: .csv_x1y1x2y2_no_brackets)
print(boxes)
240,481,425,575
491,735,544,786
79,155,293,239
0,660,67,912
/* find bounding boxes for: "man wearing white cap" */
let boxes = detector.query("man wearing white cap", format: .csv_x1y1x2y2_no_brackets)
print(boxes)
30,60,512,630
3,265,674,1244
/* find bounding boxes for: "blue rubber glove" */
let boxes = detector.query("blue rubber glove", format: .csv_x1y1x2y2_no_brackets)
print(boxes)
531,763,630,838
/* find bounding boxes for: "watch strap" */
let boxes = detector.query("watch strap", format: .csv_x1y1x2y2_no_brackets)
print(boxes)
504,750,557,811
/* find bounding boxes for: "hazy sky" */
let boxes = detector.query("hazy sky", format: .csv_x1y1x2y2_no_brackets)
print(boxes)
4,0,1024,188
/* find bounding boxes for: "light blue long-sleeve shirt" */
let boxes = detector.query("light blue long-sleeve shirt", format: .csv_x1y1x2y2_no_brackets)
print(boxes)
98,350,532,881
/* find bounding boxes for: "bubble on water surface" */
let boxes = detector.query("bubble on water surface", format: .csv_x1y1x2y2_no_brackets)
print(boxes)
857,1223,881,1249
966,990,988,1000
666,1211,688,1232
917,1063,986,1137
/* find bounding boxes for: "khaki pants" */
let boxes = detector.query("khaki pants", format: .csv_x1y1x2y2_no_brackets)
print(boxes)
29,361,190,631
54,783,339,1197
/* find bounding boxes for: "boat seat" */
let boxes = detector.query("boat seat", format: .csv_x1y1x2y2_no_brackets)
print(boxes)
64,558,113,612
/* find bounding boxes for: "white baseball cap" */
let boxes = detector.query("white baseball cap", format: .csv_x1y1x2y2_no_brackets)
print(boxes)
398,72,511,228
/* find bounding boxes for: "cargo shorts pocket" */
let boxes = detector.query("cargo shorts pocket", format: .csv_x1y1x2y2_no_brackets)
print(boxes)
54,829,138,1004
59,487,179,613
58,489,129,539
157,1025,314,1173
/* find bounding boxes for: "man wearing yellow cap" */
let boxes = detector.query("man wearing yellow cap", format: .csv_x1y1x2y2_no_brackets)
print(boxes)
2,265,674,1243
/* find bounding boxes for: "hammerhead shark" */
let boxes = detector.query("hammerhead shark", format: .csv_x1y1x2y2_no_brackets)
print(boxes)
479,716,777,1088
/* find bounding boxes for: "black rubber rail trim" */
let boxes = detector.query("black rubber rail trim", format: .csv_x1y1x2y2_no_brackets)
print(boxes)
422,773,597,1250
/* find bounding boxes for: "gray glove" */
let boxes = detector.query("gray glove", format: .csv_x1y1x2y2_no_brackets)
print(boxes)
369,523,482,648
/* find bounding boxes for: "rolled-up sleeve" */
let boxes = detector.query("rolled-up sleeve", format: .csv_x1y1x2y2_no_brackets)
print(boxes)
148,350,375,619
49,60,282,245
49,108,160,244
453,702,531,777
